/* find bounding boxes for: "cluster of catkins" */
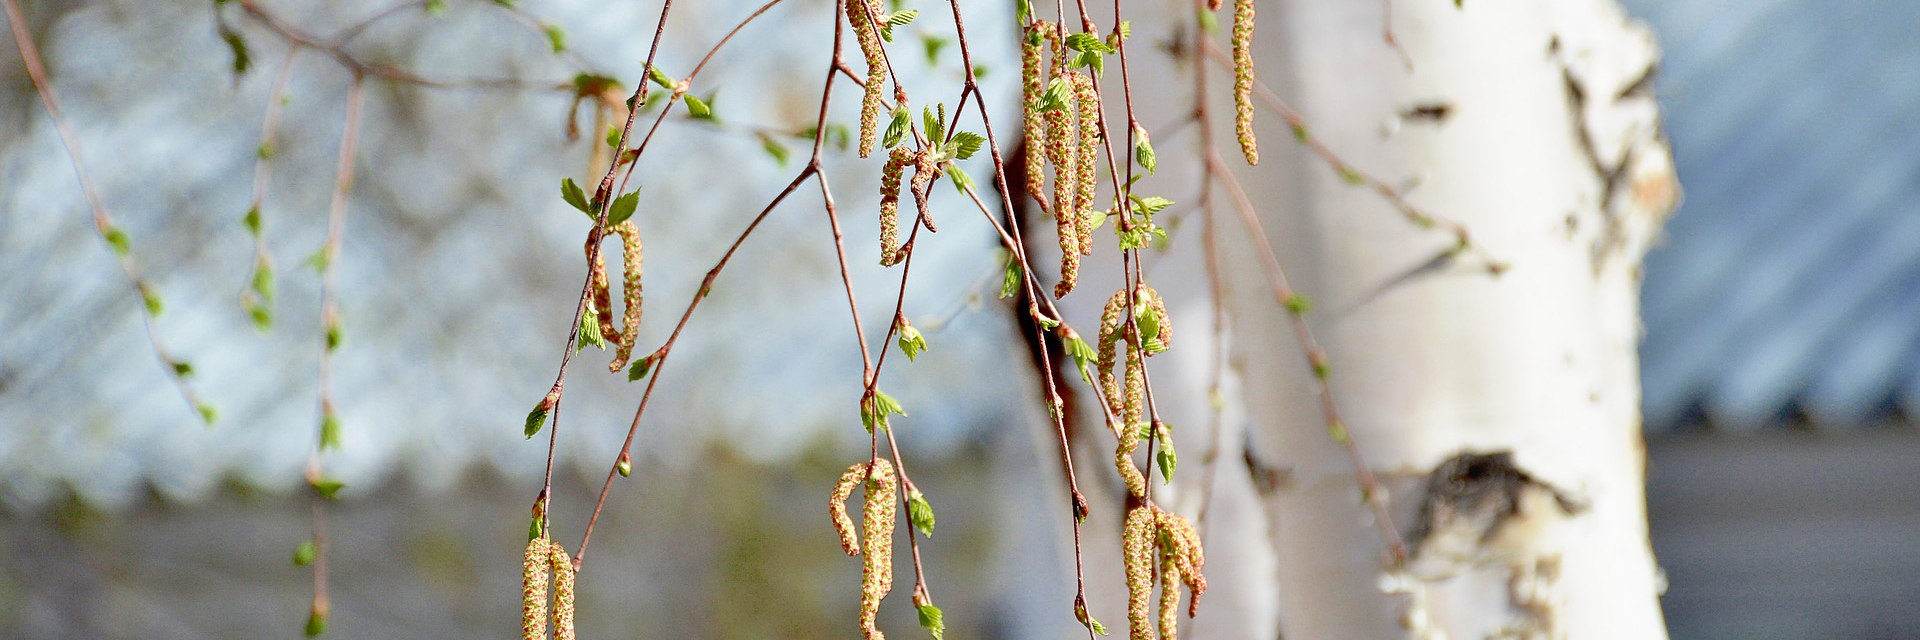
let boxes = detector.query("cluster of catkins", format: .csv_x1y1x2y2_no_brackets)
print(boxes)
1124,505,1209,640
1021,20,1105,298
585,222,644,371
522,537,578,640
1098,283,1172,499
830,459,900,640
877,146,942,266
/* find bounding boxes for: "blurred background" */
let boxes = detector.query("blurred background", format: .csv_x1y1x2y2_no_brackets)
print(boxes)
2,0,1917,638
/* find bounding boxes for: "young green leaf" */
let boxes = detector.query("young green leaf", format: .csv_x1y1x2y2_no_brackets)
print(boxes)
883,107,910,149
305,607,327,637
616,452,633,477
684,94,712,119
627,354,655,382
946,165,974,196
1156,435,1177,481
525,403,550,439
862,389,908,432
1064,32,1109,53
325,317,341,351
921,34,948,65
606,190,641,226
1133,126,1156,174
1037,78,1070,113
292,540,317,566
541,22,566,53
309,478,345,500
897,318,927,361
172,360,194,378
320,411,342,451
1134,295,1161,340
757,132,790,166
196,402,218,425
142,289,164,317
1076,50,1104,75
1000,253,1022,299
946,131,985,160
218,25,251,75
1284,292,1314,315
560,178,591,213
647,65,675,89
881,9,918,42
1129,194,1174,215
907,489,936,537
916,602,946,640
922,105,945,145
1064,335,1097,383
252,259,275,303
103,225,130,257
579,302,607,352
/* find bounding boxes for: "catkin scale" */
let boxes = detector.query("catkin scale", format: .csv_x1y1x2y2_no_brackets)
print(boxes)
1232,0,1259,165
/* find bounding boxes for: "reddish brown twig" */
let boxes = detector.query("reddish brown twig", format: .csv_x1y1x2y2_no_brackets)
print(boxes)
4,0,214,425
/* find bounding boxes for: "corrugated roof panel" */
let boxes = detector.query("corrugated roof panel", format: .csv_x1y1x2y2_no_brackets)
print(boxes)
1627,0,1920,428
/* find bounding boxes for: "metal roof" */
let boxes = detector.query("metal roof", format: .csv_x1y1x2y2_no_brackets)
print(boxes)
1625,0,1920,429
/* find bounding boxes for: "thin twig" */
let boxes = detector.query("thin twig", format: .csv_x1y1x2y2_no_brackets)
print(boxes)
1198,39,1502,273
4,0,213,424
944,2,1098,636
1202,147,1409,564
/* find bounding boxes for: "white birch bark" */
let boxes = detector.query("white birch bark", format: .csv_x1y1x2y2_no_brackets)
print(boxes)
1191,0,1679,638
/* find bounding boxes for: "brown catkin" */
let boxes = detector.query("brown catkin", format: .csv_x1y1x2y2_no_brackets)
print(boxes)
1021,22,1049,206
547,541,577,640
586,236,621,345
1072,73,1100,256
878,147,912,266
522,538,551,640
909,146,939,234
607,221,644,372
1123,506,1157,640
848,0,887,157
1231,0,1259,165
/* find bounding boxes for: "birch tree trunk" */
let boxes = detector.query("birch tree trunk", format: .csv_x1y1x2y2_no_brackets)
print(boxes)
1184,0,1679,638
